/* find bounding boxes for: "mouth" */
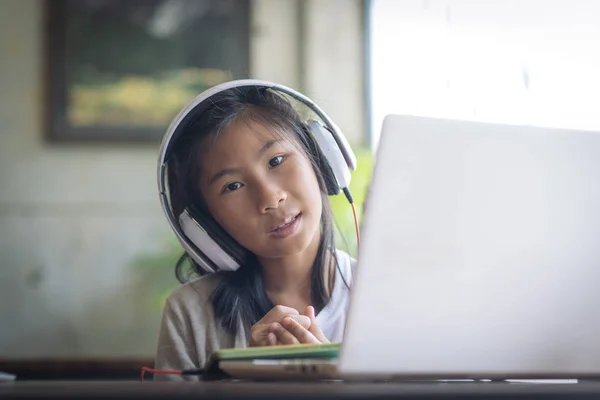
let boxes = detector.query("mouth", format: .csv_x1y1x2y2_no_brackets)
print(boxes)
269,212,302,238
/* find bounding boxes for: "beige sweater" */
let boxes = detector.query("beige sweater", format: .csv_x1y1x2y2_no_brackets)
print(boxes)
153,250,355,381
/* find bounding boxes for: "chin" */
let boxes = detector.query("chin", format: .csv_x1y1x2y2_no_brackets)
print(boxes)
254,231,320,260
254,242,310,260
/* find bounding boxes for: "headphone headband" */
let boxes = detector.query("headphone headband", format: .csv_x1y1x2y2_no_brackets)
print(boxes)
157,79,356,273
158,79,356,196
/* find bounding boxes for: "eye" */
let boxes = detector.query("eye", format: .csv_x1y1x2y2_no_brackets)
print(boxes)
223,181,244,193
269,155,284,168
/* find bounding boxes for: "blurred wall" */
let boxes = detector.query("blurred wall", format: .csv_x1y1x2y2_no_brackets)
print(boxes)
0,0,365,358
252,0,366,143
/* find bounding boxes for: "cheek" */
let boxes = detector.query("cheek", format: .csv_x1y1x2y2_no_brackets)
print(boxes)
213,202,244,228
292,165,324,212
211,199,257,243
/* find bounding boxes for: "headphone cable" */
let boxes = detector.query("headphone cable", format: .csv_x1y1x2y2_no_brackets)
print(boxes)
342,187,360,249
140,367,204,382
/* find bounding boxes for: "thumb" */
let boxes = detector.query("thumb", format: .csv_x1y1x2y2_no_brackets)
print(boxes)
305,305,316,322
304,306,329,343
289,314,311,330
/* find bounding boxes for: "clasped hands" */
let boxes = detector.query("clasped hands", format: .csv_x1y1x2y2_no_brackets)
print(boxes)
249,305,329,347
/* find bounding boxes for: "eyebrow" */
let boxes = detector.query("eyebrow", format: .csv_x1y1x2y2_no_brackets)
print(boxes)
208,139,282,186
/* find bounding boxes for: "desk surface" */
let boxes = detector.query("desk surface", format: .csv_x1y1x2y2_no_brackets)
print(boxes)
2,380,600,400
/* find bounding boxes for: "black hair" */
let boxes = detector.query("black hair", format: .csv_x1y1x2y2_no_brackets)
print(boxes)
167,86,340,334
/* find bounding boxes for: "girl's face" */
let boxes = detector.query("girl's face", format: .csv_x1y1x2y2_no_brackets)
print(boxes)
198,119,323,260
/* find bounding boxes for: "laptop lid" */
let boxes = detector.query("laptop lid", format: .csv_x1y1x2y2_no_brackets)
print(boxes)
338,114,600,379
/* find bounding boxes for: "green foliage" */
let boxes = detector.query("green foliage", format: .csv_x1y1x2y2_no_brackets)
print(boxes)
329,146,374,257
131,236,183,312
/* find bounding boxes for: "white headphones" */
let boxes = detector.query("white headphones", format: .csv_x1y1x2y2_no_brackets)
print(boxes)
157,79,357,274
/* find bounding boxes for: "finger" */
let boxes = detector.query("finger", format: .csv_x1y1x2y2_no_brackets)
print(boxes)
249,324,272,347
304,306,330,343
269,323,301,345
263,305,300,323
305,306,316,321
309,324,330,343
267,332,278,346
288,314,311,330
281,317,320,344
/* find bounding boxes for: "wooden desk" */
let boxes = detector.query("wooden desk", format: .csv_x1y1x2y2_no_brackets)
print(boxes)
0,358,153,380
2,380,600,399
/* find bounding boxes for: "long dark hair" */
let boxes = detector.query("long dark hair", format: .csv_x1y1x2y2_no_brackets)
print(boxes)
167,86,339,334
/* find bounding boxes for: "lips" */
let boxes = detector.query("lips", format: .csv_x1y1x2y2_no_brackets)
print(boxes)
269,213,301,233
268,212,302,239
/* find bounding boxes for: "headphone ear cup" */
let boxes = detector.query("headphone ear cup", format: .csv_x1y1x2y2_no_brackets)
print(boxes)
311,143,340,196
307,120,352,195
179,207,247,272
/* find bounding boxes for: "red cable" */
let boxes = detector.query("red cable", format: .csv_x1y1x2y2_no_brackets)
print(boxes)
140,367,182,382
342,187,360,251
350,202,360,249
140,366,204,382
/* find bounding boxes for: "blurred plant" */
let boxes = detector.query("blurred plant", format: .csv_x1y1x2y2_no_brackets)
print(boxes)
132,236,184,312
330,146,374,258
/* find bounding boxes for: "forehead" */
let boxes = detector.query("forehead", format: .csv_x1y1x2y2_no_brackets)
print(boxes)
200,119,298,169
212,119,281,150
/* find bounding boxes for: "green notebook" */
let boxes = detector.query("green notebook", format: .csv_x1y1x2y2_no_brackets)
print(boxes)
203,342,341,379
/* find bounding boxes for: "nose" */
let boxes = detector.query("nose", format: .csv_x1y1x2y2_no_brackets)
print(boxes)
256,180,287,213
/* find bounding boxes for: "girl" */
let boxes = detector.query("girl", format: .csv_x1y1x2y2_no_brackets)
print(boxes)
154,81,357,380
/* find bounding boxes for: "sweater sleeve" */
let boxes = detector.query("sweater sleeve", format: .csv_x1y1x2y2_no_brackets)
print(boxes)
153,276,250,381
153,292,203,381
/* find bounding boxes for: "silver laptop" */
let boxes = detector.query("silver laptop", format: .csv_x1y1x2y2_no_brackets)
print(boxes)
220,114,600,381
